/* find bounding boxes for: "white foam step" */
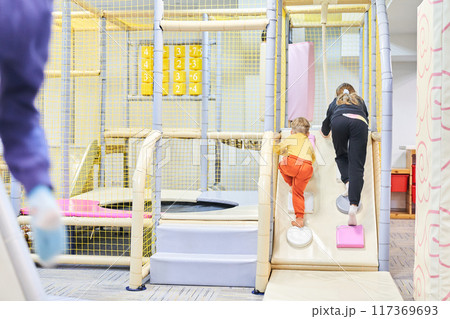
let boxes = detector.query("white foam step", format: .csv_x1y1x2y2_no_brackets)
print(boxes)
156,224,257,255
150,252,256,287
287,192,314,214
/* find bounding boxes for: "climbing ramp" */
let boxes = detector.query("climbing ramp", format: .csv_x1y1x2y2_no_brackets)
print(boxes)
264,130,402,300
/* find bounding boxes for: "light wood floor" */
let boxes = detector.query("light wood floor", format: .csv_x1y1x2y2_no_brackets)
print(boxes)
38,218,415,301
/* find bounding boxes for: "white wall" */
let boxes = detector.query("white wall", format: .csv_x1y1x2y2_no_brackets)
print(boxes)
391,33,417,168
392,61,417,168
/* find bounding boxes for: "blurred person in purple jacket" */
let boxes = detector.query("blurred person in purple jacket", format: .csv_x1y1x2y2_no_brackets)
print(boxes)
0,0,64,265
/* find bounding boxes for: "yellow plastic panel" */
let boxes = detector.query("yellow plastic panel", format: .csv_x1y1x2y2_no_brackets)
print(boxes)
163,71,170,83
189,58,202,70
174,58,185,70
174,46,185,58
142,58,153,71
163,58,169,71
141,83,153,96
173,83,186,96
142,46,153,58
189,45,202,57
174,71,186,83
162,83,169,96
189,83,202,96
163,46,170,58
141,71,153,83
189,71,202,83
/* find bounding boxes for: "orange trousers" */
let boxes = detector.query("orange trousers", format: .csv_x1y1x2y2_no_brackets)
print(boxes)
278,155,313,219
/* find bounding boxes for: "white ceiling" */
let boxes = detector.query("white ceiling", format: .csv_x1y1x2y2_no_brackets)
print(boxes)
388,0,422,34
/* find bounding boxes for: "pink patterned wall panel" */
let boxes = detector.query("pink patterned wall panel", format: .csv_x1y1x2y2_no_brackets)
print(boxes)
415,0,450,301
439,0,450,301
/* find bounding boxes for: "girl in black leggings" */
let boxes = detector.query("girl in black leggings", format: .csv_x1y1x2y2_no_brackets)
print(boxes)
321,83,369,226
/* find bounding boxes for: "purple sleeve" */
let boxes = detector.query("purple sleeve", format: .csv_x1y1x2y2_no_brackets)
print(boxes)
0,0,54,193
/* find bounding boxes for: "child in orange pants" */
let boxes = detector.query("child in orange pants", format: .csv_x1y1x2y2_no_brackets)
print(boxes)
275,117,315,228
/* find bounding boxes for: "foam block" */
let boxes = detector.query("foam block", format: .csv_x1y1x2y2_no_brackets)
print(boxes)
288,42,315,122
286,226,313,248
336,195,362,214
336,225,365,248
288,192,314,214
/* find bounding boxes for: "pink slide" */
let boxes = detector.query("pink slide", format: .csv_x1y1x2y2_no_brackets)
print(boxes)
288,42,315,122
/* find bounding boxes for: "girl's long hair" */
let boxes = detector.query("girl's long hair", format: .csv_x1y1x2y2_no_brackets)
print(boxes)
335,83,362,106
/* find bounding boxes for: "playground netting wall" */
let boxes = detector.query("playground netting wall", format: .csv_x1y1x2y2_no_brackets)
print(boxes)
0,0,388,288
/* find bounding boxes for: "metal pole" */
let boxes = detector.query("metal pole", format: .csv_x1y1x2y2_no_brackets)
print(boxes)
99,17,107,188
321,2,329,103
10,175,21,216
276,0,282,131
0,181,46,300
122,31,130,188
265,0,276,132
123,31,130,128
200,13,210,192
371,1,377,132
376,0,392,272
215,32,222,186
364,11,369,103
131,44,138,96
153,0,163,226
60,0,71,199
285,14,290,127
359,26,363,94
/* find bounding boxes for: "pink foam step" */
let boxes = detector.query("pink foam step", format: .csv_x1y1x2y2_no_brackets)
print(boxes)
336,225,365,248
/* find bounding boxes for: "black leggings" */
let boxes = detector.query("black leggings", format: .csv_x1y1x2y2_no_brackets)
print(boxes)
331,115,368,206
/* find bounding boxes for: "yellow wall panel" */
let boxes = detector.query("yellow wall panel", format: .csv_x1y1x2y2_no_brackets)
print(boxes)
173,83,186,96
142,46,153,58
189,45,202,57
189,58,202,70
174,71,186,83
174,58,185,70
189,83,201,96
174,45,185,58
189,71,202,83
141,83,153,96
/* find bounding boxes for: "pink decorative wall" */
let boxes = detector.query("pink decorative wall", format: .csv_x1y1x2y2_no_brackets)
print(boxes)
415,0,450,301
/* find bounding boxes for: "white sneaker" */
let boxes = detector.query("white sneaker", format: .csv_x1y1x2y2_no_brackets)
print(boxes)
348,205,357,226
342,182,349,197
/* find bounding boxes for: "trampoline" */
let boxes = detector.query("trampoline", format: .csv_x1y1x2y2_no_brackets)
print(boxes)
102,201,237,213
21,198,237,218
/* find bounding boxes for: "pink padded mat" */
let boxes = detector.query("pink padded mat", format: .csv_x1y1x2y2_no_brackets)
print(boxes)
21,198,151,218
336,225,365,248
288,42,315,122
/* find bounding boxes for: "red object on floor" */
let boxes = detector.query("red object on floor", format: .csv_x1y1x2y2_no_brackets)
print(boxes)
412,185,416,203
411,164,416,184
391,174,409,192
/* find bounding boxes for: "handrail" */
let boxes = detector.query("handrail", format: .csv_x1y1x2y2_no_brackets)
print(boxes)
129,130,162,290
254,131,275,293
